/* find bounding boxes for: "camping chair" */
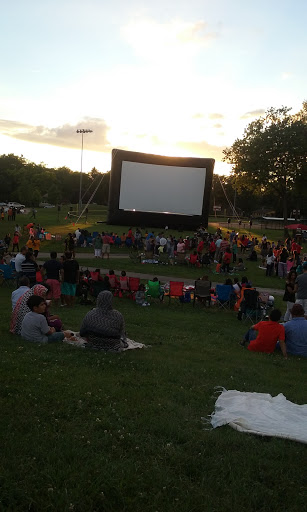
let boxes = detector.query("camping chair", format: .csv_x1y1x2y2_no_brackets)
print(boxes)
108,275,119,295
168,281,184,304
146,280,163,302
0,264,16,287
90,270,100,281
242,288,263,322
258,291,271,316
215,284,233,310
128,277,140,300
193,280,211,307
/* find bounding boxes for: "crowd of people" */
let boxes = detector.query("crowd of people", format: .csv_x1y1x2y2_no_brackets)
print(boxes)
1,222,306,357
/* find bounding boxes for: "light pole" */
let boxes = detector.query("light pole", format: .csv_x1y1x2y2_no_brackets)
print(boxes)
76,129,93,213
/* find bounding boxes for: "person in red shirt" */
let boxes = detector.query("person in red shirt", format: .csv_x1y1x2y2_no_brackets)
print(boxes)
241,309,287,358
222,247,232,273
102,232,111,259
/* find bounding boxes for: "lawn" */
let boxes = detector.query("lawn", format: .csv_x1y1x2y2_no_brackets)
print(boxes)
1,207,306,511
0,285,306,511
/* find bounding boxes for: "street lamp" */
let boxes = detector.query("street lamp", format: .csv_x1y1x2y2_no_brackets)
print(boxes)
76,128,93,213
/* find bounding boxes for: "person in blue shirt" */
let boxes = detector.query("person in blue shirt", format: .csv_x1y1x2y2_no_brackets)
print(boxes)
284,304,307,357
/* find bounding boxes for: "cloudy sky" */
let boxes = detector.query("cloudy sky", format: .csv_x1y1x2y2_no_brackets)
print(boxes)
1,0,306,174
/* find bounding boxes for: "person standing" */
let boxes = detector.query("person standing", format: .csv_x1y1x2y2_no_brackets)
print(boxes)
61,252,79,307
14,246,28,285
43,252,63,307
94,234,102,258
102,232,111,259
295,262,307,314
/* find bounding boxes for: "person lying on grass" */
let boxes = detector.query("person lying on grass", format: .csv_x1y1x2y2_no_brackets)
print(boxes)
240,309,287,359
21,295,75,343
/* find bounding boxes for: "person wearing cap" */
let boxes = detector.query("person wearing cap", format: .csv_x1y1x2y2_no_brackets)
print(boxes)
294,262,307,313
284,304,307,357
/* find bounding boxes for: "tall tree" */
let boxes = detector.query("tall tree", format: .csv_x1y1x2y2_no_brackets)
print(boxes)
223,105,307,222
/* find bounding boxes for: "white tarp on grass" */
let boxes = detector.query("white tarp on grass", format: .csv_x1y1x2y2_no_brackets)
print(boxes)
209,390,307,444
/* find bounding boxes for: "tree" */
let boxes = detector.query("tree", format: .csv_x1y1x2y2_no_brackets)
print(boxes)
223,105,307,222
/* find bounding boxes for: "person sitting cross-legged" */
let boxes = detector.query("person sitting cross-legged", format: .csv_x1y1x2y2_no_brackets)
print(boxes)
240,309,287,358
21,295,74,343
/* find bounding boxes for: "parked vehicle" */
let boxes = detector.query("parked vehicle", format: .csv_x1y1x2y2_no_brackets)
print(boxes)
7,202,25,208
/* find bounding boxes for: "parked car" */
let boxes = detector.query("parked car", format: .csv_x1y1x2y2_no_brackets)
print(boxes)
7,202,25,208
43,204,56,208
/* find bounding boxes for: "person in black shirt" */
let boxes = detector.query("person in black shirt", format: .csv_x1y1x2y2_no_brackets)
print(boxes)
61,252,79,307
43,251,63,306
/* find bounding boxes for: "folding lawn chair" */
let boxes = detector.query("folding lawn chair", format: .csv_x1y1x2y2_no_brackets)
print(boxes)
193,280,211,307
242,288,263,322
146,280,163,302
128,277,140,300
0,264,16,287
168,281,184,304
215,284,233,310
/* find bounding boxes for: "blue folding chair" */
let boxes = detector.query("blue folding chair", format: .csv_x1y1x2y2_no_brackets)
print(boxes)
215,284,233,310
0,263,16,287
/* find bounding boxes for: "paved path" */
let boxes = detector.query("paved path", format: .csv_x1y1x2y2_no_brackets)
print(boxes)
37,253,284,296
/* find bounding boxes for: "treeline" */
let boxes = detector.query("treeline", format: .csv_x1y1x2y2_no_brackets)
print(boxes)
0,152,305,217
0,154,110,207
208,174,306,218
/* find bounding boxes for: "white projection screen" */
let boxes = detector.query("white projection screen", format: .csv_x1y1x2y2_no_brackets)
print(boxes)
119,161,206,216
107,149,215,229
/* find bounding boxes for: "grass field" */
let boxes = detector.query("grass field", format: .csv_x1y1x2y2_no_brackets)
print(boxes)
0,208,306,511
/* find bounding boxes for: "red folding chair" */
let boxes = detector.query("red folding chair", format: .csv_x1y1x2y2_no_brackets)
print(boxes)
107,275,119,295
168,281,184,304
128,277,140,300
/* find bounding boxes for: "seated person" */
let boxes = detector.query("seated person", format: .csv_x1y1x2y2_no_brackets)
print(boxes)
21,296,73,343
233,258,246,271
283,304,307,357
189,250,200,267
11,276,30,310
80,290,128,351
119,270,129,297
106,270,119,290
135,284,150,306
241,309,287,358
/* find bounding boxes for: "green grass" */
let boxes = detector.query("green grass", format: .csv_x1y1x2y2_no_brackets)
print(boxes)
1,206,306,511
0,286,306,511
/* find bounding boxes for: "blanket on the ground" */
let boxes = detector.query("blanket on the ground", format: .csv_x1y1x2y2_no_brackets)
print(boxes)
64,333,146,351
208,389,307,444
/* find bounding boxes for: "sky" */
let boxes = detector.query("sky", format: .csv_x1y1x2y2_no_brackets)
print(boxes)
1,0,306,175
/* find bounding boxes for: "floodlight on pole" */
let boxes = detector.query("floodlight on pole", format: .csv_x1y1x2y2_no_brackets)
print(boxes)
76,129,93,213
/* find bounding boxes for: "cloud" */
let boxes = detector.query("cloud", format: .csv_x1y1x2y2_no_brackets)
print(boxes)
240,109,265,119
208,113,224,120
0,118,110,152
175,139,226,161
121,18,216,63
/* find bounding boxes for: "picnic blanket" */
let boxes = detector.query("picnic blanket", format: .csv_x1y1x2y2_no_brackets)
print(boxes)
64,333,146,351
208,389,307,444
